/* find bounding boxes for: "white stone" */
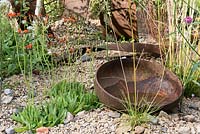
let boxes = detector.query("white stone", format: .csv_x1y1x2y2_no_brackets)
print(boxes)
108,111,121,118
64,112,74,124
191,126,196,134
158,111,170,120
183,115,196,122
0,126,6,132
76,110,86,117
116,125,132,134
1,96,13,104
134,126,145,134
178,127,191,134
196,124,200,134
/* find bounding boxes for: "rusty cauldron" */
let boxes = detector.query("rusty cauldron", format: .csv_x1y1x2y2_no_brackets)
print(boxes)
94,58,183,112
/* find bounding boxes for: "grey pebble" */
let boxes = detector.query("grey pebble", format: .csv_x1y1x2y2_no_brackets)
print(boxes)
161,127,168,133
80,54,92,62
64,112,74,124
5,127,15,134
188,104,199,110
13,108,21,114
4,89,13,96
148,115,159,125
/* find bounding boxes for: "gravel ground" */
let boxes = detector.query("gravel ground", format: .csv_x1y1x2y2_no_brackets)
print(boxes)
1,58,200,134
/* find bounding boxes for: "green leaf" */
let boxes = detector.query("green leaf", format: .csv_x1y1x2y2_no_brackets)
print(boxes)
192,80,200,87
14,127,29,133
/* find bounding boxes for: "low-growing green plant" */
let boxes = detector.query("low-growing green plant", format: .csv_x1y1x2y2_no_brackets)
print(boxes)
11,104,44,133
12,99,67,132
41,97,67,127
49,80,100,115
12,81,100,132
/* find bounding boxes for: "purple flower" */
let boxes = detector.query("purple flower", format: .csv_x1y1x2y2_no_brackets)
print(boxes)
184,16,193,24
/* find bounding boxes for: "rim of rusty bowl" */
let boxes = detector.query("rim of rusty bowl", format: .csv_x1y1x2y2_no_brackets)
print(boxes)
94,58,183,109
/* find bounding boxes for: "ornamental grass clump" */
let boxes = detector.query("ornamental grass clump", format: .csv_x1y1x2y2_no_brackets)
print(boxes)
134,0,200,97
165,0,200,96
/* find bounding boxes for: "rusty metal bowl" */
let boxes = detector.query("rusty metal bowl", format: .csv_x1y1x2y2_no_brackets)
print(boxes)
94,58,183,112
